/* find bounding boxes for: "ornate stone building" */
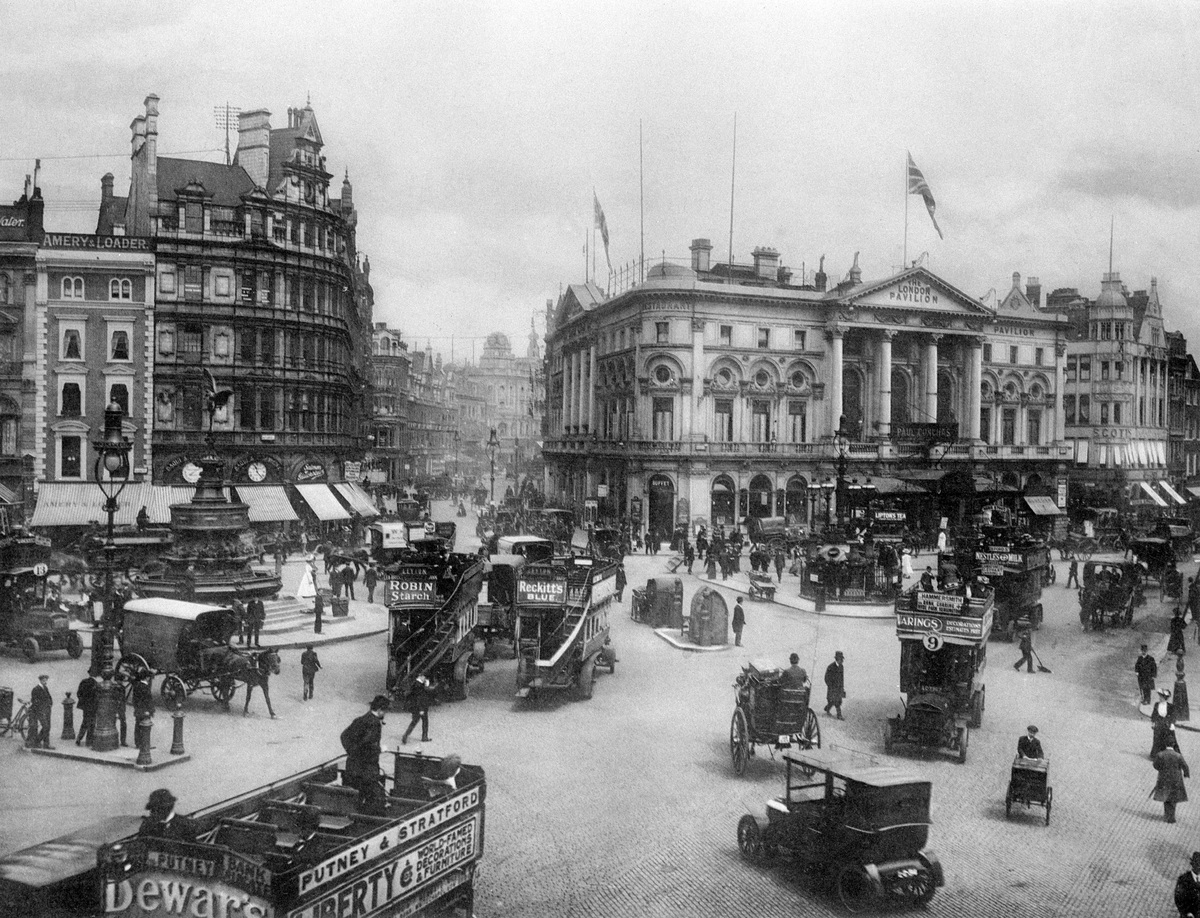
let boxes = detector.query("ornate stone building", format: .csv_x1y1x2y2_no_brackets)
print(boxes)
111,95,373,526
369,322,411,485
464,328,543,494
543,239,1070,538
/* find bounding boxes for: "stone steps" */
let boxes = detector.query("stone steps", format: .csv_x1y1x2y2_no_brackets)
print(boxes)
261,595,354,635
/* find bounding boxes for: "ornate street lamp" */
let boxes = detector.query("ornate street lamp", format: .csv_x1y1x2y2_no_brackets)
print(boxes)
834,416,851,528
487,428,500,507
514,436,521,510
453,430,461,480
820,477,836,529
90,401,131,753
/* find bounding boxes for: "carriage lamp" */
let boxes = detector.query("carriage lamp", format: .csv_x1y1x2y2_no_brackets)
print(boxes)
91,401,132,753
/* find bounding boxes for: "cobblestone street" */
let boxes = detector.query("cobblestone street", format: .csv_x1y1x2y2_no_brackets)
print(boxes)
1,516,1196,916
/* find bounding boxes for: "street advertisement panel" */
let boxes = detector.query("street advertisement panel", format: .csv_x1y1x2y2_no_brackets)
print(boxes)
286,814,480,918
384,576,437,606
896,602,994,646
516,575,567,605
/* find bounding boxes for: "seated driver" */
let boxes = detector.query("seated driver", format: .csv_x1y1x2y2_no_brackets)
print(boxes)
780,653,809,689
1017,724,1044,759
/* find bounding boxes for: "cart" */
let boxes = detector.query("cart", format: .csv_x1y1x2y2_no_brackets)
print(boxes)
747,571,777,602
1050,530,1097,561
1005,755,1052,824
1079,561,1142,630
730,660,821,776
1130,537,1182,600
116,598,270,708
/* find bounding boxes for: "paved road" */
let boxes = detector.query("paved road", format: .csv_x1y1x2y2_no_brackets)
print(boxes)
0,508,1195,916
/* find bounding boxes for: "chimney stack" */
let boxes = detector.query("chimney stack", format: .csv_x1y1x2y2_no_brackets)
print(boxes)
690,238,712,272
1026,276,1041,307
235,109,272,189
752,246,779,280
814,255,827,292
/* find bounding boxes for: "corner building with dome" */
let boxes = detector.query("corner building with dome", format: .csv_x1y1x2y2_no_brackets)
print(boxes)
542,239,1071,540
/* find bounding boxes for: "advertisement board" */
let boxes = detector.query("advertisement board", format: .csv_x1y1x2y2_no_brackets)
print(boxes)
385,577,438,606
516,576,567,605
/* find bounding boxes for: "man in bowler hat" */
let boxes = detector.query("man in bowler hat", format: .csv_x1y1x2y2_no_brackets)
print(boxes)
402,676,437,745
139,789,197,840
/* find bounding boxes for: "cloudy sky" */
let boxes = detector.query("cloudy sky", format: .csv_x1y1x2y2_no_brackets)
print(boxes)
3,1,1199,360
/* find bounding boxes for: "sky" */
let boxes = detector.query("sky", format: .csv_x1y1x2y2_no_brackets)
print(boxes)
3,1,1200,362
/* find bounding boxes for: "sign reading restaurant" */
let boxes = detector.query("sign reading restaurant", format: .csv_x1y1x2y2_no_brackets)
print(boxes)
42,233,151,250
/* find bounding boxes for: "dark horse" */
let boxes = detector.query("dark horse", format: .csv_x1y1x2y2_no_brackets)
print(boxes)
214,648,281,718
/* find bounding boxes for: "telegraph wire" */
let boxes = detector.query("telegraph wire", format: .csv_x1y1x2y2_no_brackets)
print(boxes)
0,148,222,162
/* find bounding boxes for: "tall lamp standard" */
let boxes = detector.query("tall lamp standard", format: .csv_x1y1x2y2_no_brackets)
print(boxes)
487,428,500,507
453,430,460,480
833,417,851,528
90,401,131,752
514,436,521,510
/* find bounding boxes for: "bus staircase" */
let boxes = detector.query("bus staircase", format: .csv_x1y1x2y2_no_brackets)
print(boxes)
391,562,484,698
536,570,594,684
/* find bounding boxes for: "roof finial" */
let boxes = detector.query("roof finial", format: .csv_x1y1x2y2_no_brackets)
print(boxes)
306,92,312,107
1109,215,1114,274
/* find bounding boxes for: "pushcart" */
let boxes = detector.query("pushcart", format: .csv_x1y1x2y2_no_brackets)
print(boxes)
1005,755,1052,824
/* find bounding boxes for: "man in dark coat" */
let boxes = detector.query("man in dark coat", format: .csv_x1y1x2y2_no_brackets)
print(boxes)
247,597,266,648
341,695,391,814
774,548,786,583
1017,725,1044,759
1187,578,1200,622
139,789,197,840
133,673,155,750
29,674,53,748
684,541,695,574
364,566,379,604
823,652,846,719
1170,608,1189,656
1013,628,1035,673
919,567,935,591
342,564,357,601
780,653,808,689
1136,643,1158,705
615,563,627,603
731,597,745,647
76,669,99,746
402,676,436,745
313,591,324,635
1154,743,1190,823
1065,559,1079,589
1175,852,1200,917
231,593,247,645
301,645,321,700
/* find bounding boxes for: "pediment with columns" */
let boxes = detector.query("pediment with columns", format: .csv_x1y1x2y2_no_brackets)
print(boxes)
840,267,994,320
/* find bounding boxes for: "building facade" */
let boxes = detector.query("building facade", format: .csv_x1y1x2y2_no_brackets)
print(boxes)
0,185,43,521
1057,272,1182,516
543,239,1070,539
1166,330,1200,488
114,95,371,507
369,322,411,485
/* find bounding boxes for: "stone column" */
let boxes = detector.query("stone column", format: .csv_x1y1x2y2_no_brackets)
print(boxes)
878,331,894,438
924,336,940,422
572,350,582,431
588,345,597,433
968,338,983,440
692,318,705,441
828,329,844,436
1054,342,1066,442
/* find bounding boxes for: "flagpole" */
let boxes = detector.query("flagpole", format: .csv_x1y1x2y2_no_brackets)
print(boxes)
728,112,737,285
903,153,909,269
640,120,645,284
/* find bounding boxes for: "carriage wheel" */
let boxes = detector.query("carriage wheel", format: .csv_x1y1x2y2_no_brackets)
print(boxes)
1045,787,1053,825
737,814,765,862
66,631,84,659
211,677,236,704
836,864,875,914
969,691,984,729
1079,540,1096,561
1005,783,1014,818
117,654,151,682
576,656,595,701
22,637,39,663
160,675,187,709
453,655,471,701
730,708,751,776
956,726,969,765
792,710,821,776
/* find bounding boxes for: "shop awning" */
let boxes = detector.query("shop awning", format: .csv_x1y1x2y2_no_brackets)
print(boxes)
1160,481,1189,506
334,482,380,518
1024,496,1065,516
869,476,929,495
31,481,146,527
1140,481,1168,508
231,485,299,523
142,485,217,524
1076,440,1089,464
896,469,948,483
1187,486,1200,502
293,483,351,521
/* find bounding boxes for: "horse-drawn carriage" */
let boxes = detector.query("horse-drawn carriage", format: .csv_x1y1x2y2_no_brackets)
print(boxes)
1129,536,1183,600
1079,561,1144,630
116,598,279,712
730,660,822,776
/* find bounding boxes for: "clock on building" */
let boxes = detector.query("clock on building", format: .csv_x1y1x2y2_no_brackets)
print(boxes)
248,461,268,482
182,462,202,484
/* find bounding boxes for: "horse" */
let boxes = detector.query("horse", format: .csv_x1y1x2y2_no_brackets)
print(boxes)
214,648,281,718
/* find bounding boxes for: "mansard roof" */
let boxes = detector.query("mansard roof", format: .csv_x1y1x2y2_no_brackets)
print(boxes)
157,157,257,206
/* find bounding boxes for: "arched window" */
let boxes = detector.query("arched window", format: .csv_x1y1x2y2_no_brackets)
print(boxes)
62,277,83,299
109,278,132,300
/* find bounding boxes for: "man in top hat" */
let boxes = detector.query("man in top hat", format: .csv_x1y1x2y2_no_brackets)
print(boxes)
1175,851,1200,917
139,789,197,840
1136,643,1159,706
1017,725,1044,759
402,676,437,745
341,695,391,814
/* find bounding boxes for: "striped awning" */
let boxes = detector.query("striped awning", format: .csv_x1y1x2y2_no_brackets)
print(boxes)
1160,481,1189,506
231,485,299,522
334,482,379,518
1024,496,1065,516
0,482,16,504
1140,481,1168,508
294,483,351,521
31,481,146,527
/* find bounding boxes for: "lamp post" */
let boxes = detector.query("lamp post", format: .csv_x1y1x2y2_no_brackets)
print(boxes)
90,401,131,753
487,427,500,507
820,478,836,530
834,418,850,528
453,430,460,480
514,436,521,510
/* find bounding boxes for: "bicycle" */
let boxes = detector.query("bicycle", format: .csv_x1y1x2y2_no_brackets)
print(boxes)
0,697,30,739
